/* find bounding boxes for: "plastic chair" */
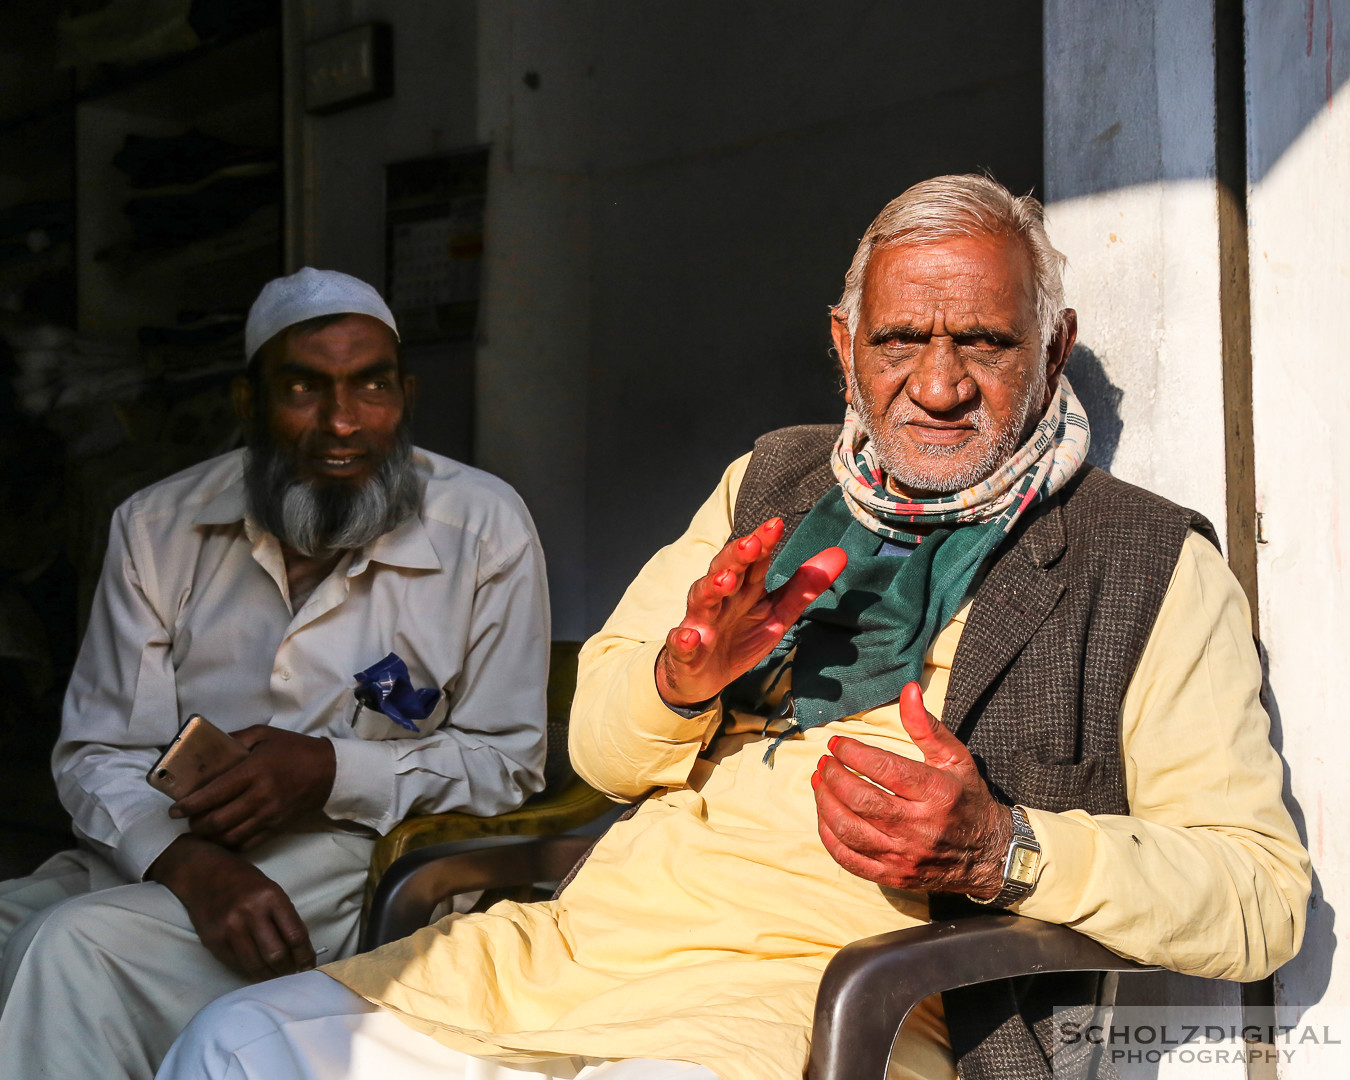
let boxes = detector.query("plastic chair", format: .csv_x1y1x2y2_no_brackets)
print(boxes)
357,642,612,949
363,832,1157,1079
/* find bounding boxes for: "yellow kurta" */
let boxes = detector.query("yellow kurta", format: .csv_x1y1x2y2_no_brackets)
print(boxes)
328,454,1310,1080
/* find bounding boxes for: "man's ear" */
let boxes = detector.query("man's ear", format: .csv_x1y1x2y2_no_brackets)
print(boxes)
1042,308,1078,407
400,371,418,415
830,309,854,405
231,375,254,428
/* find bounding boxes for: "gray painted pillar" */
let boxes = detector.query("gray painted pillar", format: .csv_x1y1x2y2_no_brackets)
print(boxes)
1044,0,1230,538
1044,0,1245,1064
475,2,594,640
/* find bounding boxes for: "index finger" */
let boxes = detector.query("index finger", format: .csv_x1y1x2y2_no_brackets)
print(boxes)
825,735,942,802
170,762,250,819
765,546,847,627
270,897,315,973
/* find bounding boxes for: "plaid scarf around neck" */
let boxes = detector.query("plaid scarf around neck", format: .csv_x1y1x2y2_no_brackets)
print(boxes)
728,376,1091,747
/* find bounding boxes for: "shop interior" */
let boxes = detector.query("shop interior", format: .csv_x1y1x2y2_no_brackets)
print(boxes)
0,0,1044,873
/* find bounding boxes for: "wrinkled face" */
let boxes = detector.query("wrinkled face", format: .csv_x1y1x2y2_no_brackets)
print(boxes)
254,313,410,489
832,233,1069,498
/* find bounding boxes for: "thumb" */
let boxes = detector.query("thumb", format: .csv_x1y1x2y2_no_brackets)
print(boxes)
897,682,968,770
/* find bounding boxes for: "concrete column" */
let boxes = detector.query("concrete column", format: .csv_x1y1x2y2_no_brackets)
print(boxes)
1245,1,1350,1073
1043,0,1245,1057
284,0,481,466
1044,0,1229,537
475,2,594,639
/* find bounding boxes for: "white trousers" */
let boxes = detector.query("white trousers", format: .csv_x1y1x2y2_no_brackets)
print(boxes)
0,825,373,1080
158,970,721,1080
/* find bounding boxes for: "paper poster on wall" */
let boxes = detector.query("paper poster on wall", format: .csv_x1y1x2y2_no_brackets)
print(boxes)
385,147,488,343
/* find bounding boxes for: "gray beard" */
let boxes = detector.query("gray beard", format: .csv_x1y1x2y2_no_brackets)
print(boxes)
244,423,421,557
847,365,1041,495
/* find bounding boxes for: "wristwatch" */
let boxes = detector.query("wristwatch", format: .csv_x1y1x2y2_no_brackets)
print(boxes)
969,805,1041,908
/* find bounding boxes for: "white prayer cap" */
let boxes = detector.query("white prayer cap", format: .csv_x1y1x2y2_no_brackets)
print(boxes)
244,267,399,363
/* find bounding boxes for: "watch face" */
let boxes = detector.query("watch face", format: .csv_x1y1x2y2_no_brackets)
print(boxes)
1009,842,1040,885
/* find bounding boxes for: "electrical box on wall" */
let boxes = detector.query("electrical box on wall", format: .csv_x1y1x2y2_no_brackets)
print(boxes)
303,23,393,115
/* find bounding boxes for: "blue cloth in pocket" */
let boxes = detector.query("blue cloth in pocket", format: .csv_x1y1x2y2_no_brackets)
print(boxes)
353,653,441,732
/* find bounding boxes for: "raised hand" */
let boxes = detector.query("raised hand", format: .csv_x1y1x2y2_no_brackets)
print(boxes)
169,726,336,850
812,681,1013,897
656,516,847,708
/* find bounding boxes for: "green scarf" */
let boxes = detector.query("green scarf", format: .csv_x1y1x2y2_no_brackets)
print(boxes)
726,487,1004,733
725,377,1092,749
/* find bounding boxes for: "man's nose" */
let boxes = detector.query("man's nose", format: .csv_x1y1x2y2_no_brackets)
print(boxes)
905,340,977,414
321,388,361,436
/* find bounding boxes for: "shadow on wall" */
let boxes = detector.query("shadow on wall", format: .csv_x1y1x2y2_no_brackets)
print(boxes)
1257,642,1337,1017
1046,0,1346,200
1065,344,1123,472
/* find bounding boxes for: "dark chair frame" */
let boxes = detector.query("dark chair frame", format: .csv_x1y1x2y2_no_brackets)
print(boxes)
364,834,1158,1079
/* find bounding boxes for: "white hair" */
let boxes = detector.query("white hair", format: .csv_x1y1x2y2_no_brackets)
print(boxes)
835,175,1068,353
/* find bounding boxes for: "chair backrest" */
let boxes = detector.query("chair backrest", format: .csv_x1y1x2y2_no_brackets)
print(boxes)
544,641,581,792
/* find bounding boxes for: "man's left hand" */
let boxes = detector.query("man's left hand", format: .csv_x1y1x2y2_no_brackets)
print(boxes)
170,726,336,850
813,682,1013,898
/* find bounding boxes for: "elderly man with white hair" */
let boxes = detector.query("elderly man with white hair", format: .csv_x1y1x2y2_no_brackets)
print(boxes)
159,176,1309,1080
0,269,550,1078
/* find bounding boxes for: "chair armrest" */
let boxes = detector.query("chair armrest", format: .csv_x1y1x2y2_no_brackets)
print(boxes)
361,833,597,950
807,914,1159,1080
360,776,613,934
368,775,613,885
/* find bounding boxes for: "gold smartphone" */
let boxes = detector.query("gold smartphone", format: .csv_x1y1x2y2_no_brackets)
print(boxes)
146,714,249,800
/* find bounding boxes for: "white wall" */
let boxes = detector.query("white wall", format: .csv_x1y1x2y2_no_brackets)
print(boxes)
1245,1,1350,1074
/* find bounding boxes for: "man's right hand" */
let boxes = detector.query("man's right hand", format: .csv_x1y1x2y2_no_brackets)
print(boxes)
147,835,316,980
656,517,847,708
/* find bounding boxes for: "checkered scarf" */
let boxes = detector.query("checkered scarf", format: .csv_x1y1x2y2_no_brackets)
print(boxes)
831,375,1091,541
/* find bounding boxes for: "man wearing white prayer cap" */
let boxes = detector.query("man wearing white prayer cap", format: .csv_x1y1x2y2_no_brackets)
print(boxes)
0,268,551,1079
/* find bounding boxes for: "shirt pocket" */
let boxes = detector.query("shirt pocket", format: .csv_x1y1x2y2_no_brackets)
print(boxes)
348,692,449,741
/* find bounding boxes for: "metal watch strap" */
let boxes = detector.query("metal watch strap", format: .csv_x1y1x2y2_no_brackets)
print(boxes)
968,805,1040,909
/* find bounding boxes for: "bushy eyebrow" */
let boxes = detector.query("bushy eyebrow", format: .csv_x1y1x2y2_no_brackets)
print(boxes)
951,324,1021,347
864,323,928,346
864,322,1021,348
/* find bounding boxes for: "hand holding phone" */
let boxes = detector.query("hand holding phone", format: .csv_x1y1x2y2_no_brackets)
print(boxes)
166,724,337,850
147,714,249,800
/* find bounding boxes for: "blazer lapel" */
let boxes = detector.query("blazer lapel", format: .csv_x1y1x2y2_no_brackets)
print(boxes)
941,498,1068,736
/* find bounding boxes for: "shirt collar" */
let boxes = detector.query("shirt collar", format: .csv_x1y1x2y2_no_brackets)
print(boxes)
191,456,441,572
352,508,441,573
194,471,249,525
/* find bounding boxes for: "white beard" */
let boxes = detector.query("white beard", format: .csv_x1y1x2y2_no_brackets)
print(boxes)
845,361,1044,495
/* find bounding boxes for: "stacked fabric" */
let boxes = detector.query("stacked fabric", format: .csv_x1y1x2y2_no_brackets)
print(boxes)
0,201,75,324
58,0,274,70
138,312,245,380
107,130,280,256
5,324,142,417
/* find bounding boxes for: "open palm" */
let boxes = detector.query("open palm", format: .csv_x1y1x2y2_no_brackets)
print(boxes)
656,517,847,707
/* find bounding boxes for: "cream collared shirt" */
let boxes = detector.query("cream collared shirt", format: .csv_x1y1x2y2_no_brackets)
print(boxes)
56,447,550,882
